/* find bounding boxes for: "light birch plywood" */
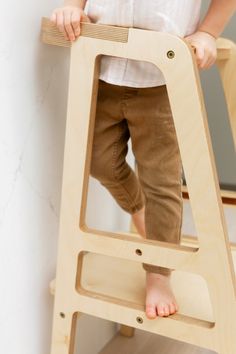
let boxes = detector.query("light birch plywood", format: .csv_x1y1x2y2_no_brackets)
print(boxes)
99,329,214,354
182,185,236,205
41,18,236,354
50,240,236,325
216,38,236,149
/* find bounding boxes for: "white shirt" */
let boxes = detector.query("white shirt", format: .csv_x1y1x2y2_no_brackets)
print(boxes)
85,0,202,87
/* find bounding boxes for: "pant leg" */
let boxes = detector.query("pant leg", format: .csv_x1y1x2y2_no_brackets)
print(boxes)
124,84,183,276
90,80,145,214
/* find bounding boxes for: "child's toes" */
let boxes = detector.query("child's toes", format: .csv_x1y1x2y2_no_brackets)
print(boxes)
146,304,157,319
169,303,176,315
157,303,168,317
163,305,170,317
174,302,179,312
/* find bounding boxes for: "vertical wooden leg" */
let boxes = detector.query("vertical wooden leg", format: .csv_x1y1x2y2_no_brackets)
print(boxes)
218,335,236,354
119,325,135,337
50,311,78,354
118,185,137,339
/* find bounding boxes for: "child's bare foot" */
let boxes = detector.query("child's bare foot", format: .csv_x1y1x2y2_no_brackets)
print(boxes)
131,207,178,318
145,272,178,318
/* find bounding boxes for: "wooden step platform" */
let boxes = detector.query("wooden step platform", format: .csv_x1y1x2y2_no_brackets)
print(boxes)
72,237,235,327
50,237,236,327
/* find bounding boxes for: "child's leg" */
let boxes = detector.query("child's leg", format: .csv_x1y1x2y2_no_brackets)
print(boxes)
124,84,183,275
124,84,183,317
90,80,145,215
91,80,181,318
132,206,146,237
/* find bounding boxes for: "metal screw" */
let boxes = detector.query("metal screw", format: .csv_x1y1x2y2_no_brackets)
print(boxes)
135,249,142,256
136,316,143,324
60,312,66,318
167,50,175,59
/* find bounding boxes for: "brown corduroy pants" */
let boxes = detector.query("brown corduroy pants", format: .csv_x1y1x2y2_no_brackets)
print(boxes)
90,79,183,276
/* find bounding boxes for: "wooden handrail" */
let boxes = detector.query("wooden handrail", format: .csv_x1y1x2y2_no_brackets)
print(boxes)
41,17,232,61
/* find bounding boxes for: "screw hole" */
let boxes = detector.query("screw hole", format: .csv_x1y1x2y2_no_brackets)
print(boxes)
167,50,175,59
135,249,142,256
60,312,65,318
136,316,143,324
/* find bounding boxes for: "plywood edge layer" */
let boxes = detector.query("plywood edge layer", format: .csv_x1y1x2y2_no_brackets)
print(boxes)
41,17,129,47
216,37,234,60
77,285,214,329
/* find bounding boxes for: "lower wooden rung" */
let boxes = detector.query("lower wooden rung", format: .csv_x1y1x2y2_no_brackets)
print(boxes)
78,252,215,325
50,242,236,327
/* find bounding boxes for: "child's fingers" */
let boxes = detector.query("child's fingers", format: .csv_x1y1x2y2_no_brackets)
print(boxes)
50,6,89,42
200,51,209,69
195,45,205,68
64,10,75,41
56,11,69,40
71,11,81,37
209,49,217,68
190,45,197,54
203,53,217,69
56,11,67,36
200,47,217,69
200,57,209,69
185,32,217,70
50,12,57,24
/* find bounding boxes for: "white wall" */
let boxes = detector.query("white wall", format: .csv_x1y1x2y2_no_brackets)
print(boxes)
0,1,127,353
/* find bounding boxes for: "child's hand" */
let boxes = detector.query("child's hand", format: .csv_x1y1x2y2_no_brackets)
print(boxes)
50,6,91,42
184,31,217,70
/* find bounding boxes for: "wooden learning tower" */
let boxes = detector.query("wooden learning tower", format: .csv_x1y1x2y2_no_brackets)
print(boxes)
41,18,236,354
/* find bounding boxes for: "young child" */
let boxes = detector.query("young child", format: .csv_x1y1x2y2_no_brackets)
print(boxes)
51,0,236,319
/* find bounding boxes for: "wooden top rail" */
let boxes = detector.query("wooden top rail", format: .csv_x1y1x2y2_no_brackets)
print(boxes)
41,17,232,61
41,17,129,47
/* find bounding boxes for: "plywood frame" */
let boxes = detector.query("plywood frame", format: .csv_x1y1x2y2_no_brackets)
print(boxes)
216,38,236,149
41,18,236,354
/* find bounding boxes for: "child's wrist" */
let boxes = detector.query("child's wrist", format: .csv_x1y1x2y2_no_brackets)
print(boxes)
63,0,85,9
197,28,218,40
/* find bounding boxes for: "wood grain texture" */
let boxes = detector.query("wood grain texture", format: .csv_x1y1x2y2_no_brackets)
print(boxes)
41,17,129,47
